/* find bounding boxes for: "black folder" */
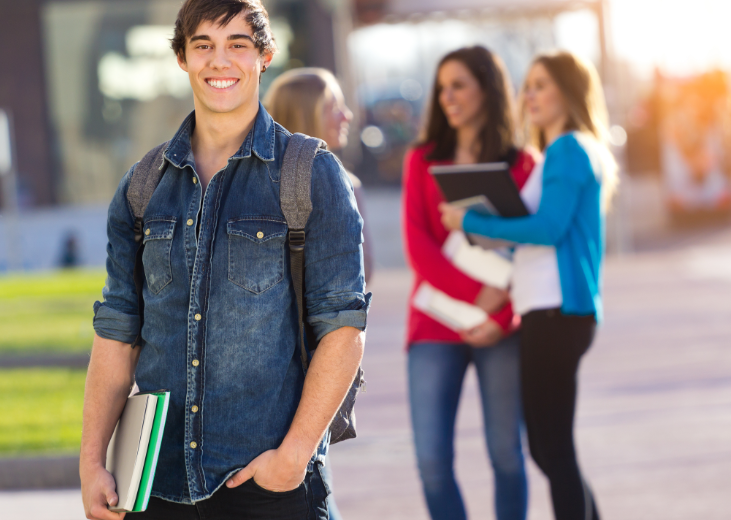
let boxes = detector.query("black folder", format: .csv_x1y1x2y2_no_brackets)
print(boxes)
429,162,528,217
429,162,528,249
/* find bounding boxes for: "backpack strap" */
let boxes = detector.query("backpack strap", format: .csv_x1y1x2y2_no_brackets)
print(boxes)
126,141,169,348
280,133,327,371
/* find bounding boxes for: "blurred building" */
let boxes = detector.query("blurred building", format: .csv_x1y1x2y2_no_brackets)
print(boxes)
0,0,609,208
0,0,348,210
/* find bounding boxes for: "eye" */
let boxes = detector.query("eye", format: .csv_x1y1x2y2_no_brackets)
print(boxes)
196,44,211,50
232,44,246,49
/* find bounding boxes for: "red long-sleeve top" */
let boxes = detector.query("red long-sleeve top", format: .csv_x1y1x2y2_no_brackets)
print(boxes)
402,143,536,347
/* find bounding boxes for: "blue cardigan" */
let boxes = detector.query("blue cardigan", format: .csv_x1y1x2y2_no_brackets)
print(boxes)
463,133,605,320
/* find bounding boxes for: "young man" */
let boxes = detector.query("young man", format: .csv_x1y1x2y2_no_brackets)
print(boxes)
80,1,369,519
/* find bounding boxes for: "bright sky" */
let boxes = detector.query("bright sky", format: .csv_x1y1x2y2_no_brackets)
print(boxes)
609,0,731,76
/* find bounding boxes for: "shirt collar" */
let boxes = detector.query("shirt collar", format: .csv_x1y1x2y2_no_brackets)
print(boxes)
164,102,276,169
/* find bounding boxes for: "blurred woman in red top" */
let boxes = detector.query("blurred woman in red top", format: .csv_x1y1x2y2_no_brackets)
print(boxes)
402,46,535,520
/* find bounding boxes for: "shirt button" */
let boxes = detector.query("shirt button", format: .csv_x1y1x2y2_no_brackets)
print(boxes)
190,441,197,449
192,359,200,367
194,314,202,321
192,177,198,184
256,231,264,239
187,219,194,226
191,405,199,413
145,229,151,236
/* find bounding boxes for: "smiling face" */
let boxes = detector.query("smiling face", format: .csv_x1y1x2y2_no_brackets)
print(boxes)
321,82,353,151
177,13,272,117
437,59,485,131
523,62,568,132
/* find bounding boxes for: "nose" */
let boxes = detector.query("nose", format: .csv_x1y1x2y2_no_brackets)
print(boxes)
343,105,353,123
210,46,231,70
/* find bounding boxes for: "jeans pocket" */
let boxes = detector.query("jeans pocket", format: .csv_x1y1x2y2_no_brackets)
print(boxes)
227,217,286,294
141,217,176,295
247,478,304,497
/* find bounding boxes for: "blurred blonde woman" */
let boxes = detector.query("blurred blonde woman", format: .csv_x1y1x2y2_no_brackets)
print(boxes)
265,68,372,282
441,51,618,520
264,67,372,520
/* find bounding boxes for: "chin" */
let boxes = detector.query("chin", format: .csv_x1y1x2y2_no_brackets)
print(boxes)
446,116,464,130
207,100,244,114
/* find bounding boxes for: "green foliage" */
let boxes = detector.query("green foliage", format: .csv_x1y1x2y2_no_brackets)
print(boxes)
0,368,86,456
0,269,106,354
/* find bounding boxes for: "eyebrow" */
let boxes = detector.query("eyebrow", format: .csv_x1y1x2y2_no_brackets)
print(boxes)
189,34,255,43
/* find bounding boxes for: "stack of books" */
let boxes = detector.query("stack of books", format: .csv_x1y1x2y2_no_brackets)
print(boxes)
414,231,514,332
106,390,170,513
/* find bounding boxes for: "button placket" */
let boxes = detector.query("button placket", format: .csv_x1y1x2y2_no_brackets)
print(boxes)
185,169,225,499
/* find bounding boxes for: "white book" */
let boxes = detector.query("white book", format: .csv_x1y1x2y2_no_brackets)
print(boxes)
442,231,513,290
413,282,487,331
106,394,158,512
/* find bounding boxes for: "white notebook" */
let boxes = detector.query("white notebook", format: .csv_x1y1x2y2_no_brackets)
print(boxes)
442,231,513,289
413,282,487,331
105,394,158,512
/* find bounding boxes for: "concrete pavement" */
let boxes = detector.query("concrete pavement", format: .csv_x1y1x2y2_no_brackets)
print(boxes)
326,237,731,520
2,185,730,519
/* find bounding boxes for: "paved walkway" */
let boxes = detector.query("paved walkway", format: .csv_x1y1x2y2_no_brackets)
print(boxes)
325,237,731,520
2,186,730,519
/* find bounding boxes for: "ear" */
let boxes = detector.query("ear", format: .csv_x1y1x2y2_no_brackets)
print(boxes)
177,51,188,73
261,52,274,70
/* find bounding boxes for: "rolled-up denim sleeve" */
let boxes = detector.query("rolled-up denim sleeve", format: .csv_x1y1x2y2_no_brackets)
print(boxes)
304,152,371,342
93,166,142,344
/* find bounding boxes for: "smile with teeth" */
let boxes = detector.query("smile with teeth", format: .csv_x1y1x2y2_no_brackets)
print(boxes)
207,78,239,89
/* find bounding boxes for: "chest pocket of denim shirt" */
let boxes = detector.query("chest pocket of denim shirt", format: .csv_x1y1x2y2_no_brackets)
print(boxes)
227,217,287,294
142,218,176,295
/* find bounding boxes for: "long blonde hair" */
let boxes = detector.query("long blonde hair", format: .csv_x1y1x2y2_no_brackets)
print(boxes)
521,51,618,208
263,68,339,139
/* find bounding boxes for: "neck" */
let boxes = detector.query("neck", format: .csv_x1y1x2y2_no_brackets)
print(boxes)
543,116,568,147
454,121,481,162
191,99,260,160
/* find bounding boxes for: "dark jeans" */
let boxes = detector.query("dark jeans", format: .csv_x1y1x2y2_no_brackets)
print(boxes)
408,334,527,520
134,463,329,520
521,308,600,520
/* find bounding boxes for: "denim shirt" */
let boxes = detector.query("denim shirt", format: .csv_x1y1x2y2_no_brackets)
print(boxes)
93,103,370,504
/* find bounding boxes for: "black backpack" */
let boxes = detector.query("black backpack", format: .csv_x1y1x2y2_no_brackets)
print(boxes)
126,133,364,444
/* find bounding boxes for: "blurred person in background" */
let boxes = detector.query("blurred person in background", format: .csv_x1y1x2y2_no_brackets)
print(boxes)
264,68,373,285
59,232,80,268
264,67,374,520
440,51,618,520
402,46,535,520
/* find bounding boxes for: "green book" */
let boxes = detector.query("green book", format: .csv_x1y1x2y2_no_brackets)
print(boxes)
106,390,170,513
132,391,170,512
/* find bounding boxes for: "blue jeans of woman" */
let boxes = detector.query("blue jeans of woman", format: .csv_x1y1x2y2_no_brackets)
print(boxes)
408,334,527,520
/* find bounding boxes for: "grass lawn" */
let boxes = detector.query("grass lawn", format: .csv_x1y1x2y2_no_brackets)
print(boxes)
0,269,106,354
1,368,85,456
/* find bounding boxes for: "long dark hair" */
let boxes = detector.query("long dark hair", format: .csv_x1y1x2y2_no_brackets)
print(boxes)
418,46,516,163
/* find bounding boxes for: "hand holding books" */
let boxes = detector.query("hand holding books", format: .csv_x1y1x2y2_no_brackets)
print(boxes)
105,390,170,513
438,201,467,232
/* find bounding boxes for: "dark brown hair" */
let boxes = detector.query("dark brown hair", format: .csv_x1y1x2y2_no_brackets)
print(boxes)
171,0,276,61
418,46,516,163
